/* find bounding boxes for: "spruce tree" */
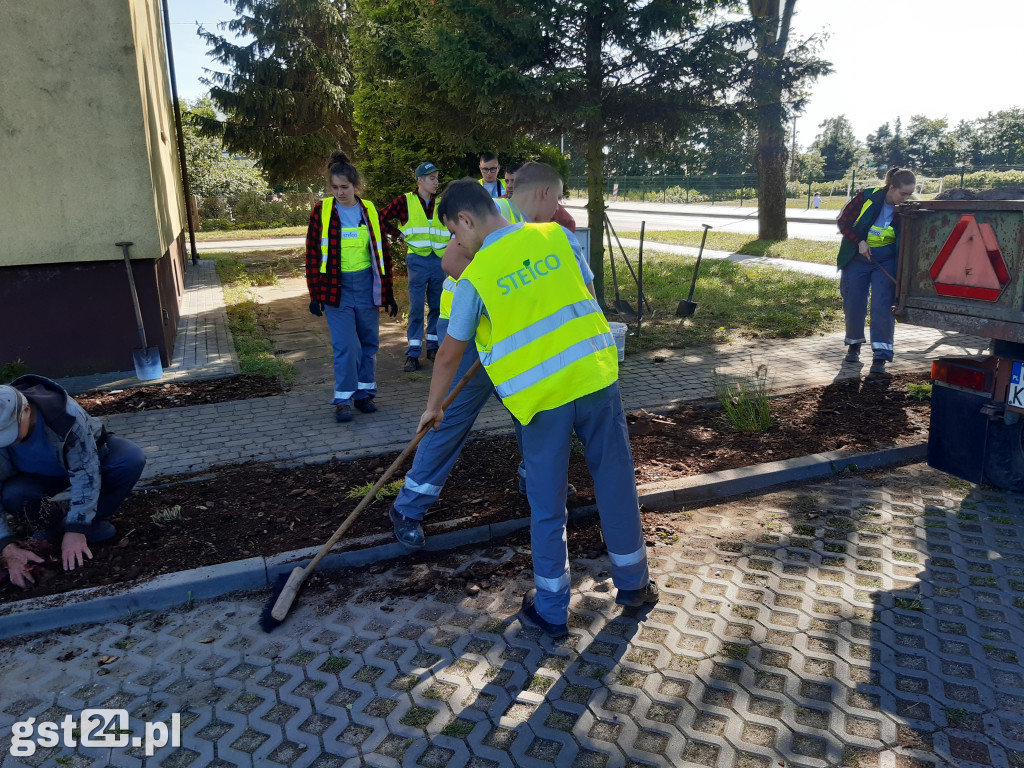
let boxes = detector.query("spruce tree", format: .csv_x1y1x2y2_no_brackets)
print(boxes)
199,0,355,185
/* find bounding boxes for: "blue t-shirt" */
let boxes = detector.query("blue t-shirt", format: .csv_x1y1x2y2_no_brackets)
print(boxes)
335,201,363,229
10,420,66,477
876,200,895,231
446,223,592,342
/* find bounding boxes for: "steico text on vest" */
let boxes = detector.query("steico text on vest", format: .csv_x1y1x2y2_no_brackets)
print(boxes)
400,192,449,256
459,222,617,425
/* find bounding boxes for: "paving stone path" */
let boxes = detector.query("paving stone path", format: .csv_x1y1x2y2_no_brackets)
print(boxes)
2,464,1023,767
96,269,984,482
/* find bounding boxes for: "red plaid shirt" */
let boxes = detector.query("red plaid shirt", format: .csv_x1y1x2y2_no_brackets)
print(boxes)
378,191,437,241
837,188,870,245
305,198,394,307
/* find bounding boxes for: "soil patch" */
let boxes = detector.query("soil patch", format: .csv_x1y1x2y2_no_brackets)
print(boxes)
73,375,284,416
1,372,930,603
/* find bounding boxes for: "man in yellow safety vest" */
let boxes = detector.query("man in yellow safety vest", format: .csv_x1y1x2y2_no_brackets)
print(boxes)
419,174,659,636
379,161,450,372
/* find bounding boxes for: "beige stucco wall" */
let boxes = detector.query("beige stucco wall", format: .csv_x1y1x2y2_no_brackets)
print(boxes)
0,0,185,267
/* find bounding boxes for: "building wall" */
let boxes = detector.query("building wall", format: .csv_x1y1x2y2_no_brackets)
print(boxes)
0,0,187,377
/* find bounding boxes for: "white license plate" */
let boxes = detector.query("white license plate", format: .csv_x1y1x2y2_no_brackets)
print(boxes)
1009,361,1024,408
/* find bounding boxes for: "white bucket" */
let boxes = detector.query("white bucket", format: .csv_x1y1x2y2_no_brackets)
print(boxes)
608,322,627,362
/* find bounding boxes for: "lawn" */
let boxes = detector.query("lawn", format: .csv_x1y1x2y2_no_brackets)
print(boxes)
597,250,842,352
196,225,306,241
618,230,838,266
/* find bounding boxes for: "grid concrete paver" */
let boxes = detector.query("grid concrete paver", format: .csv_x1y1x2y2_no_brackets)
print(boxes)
4,464,1024,767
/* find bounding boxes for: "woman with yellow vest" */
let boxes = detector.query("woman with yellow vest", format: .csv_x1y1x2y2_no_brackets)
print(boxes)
379,162,450,372
420,178,658,636
836,167,916,375
305,152,398,422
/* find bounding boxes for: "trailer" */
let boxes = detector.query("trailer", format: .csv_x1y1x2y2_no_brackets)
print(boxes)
895,199,1024,489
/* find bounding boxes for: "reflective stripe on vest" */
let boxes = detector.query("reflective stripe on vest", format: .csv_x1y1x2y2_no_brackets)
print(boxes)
320,198,386,276
854,187,896,247
439,276,458,320
400,192,448,256
460,222,618,425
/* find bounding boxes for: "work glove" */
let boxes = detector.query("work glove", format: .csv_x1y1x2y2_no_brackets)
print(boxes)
309,300,324,317
384,298,399,318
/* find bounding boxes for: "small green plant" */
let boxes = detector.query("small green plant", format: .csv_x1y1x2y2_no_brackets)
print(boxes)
905,382,932,401
0,356,27,384
945,707,971,728
441,719,475,738
150,504,182,525
346,480,404,501
713,362,773,432
320,656,350,673
569,435,585,456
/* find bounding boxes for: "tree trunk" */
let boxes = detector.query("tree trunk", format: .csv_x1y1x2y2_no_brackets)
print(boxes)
586,128,606,305
756,90,789,240
583,7,606,303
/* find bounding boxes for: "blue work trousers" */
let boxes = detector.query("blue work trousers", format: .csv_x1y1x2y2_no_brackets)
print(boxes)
840,246,897,362
394,319,525,520
325,267,379,405
1,436,146,533
520,382,649,625
405,253,445,358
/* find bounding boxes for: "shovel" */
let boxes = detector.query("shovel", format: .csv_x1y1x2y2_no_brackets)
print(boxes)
117,241,163,381
676,224,712,317
604,216,637,319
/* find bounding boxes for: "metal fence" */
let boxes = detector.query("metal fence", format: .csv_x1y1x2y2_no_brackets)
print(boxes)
566,166,1024,207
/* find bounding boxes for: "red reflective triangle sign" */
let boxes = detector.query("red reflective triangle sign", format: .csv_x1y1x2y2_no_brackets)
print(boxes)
929,214,1010,301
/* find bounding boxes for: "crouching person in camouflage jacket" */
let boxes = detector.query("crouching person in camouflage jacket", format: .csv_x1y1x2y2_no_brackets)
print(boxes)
0,375,146,587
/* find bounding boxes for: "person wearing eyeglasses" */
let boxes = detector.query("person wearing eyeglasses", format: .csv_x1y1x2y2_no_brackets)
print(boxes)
0,377,146,588
478,152,505,198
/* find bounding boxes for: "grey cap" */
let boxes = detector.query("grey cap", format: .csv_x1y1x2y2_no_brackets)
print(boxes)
0,385,25,448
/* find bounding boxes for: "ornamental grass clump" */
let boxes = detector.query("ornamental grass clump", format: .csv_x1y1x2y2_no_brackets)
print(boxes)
714,363,773,432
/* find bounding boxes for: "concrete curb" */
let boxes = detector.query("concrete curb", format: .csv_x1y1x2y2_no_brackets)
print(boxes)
0,443,926,639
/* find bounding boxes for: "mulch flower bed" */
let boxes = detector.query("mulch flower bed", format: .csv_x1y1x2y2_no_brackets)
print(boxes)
1,372,930,602
73,375,284,416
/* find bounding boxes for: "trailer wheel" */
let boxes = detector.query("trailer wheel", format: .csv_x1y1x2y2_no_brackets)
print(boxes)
984,419,1024,491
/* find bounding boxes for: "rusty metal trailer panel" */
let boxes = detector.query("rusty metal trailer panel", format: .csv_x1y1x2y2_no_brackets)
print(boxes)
895,200,1024,341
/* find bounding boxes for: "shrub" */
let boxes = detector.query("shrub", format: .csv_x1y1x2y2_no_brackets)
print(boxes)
714,363,773,432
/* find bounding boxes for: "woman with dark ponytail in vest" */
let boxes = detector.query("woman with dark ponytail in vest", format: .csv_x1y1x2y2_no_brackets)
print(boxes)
835,167,916,376
305,152,399,422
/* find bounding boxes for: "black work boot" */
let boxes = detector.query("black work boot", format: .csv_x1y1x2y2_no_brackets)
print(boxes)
404,356,421,372
390,506,425,550
844,343,861,363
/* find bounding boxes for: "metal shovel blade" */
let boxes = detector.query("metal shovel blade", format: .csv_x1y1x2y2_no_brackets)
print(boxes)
613,300,638,320
676,299,698,317
132,346,163,381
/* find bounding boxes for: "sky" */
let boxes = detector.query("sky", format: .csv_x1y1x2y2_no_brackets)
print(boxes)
168,0,1022,149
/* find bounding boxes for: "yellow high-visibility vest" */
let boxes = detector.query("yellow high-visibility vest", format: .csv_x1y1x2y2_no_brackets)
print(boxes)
459,222,617,424
319,198,385,275
854,187,897,247
439,198,525,320
399,192,449,256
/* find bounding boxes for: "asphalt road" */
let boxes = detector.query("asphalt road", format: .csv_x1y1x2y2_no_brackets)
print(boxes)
196,200,842,252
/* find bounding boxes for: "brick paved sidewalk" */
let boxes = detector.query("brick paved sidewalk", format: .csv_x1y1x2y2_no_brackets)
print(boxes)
57,260,239,395
105,322,983,483
2,464,1021,767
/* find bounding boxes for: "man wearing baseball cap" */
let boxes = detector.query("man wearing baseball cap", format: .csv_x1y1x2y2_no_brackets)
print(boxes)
378,161,450,372
0,375,146,588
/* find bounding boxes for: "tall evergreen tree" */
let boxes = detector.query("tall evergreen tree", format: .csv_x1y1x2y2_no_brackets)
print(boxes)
812,115,859,176
746,0,830,240
354,0,750,300
199,0,355,185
